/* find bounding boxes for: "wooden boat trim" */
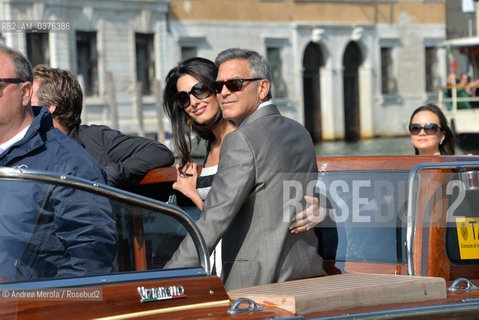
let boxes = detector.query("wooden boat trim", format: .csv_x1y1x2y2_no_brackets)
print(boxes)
324,261,408,275
406,161,479,276
139,156,479,184
92,299,231,320
0,276,232,319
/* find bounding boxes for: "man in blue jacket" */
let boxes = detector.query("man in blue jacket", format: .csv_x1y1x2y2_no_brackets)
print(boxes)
0,45,117,281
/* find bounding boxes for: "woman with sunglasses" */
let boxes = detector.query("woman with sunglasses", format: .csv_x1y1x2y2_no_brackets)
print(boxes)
408,104,455,155
163,57,236,210
163,57,321,233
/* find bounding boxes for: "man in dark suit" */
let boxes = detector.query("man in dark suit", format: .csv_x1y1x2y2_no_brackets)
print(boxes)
168,48,325,290
31,65,174,189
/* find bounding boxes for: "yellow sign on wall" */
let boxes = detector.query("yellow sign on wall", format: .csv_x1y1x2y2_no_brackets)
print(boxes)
456,217,479,260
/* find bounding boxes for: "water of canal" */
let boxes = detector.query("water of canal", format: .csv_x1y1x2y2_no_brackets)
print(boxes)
314,136,473,156
315,136,413,156
190,135,469,160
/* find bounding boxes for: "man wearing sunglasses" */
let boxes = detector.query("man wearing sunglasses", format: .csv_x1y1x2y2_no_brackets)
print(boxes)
168,48,326,290
0,45,116,281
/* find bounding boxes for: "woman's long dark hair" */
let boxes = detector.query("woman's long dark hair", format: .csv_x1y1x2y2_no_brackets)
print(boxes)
163,57,223,172
409,103,455,155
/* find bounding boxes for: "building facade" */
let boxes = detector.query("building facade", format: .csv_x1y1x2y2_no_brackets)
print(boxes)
0,0,447,141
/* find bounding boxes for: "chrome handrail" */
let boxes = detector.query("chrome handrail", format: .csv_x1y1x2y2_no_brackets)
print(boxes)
0,167,211,275
406,161,479,276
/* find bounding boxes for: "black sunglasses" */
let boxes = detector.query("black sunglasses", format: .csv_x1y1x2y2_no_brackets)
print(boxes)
175,82,213,109
0,78,26,84
409,123,442,135
212,78,262,93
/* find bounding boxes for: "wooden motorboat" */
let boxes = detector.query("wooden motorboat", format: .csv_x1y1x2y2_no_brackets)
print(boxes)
1,155,479,319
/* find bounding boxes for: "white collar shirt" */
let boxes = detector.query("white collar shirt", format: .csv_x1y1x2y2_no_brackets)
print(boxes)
239,100,274,128
0,125,30,156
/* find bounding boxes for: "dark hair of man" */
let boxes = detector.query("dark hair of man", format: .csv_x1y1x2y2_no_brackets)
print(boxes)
32,65,83,131
0,45,33,83
215,48,272,100
409,103,455,155
163,57,223,172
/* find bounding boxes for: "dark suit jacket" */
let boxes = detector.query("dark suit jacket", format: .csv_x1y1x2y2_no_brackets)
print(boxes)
69,125,174,188
168,104,326,289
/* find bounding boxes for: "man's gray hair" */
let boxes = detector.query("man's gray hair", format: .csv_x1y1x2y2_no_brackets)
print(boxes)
215,48,272,99
215,48,272,82
0,45,33,82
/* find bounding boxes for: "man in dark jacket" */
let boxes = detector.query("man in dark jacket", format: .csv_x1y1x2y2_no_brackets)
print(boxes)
0,45,117,281
32,65,174,188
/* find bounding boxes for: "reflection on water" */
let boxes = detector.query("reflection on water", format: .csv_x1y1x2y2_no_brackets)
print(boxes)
315,136,413,157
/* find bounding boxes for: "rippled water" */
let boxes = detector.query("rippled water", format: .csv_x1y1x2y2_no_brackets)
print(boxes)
315,136,414,157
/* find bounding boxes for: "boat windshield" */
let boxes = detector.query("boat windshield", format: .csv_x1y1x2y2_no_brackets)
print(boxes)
408,163,479,269
317,163,479,269
0,168,207,285
316,170,409,264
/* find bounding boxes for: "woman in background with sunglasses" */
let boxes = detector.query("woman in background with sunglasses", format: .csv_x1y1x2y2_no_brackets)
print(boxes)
408,103,455,155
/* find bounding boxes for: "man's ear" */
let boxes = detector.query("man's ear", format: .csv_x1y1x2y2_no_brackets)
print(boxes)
258,79,270,100
21,82,33,107
46,105,57,114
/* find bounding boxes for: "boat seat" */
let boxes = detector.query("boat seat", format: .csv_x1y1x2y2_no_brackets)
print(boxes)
228,273,446,314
